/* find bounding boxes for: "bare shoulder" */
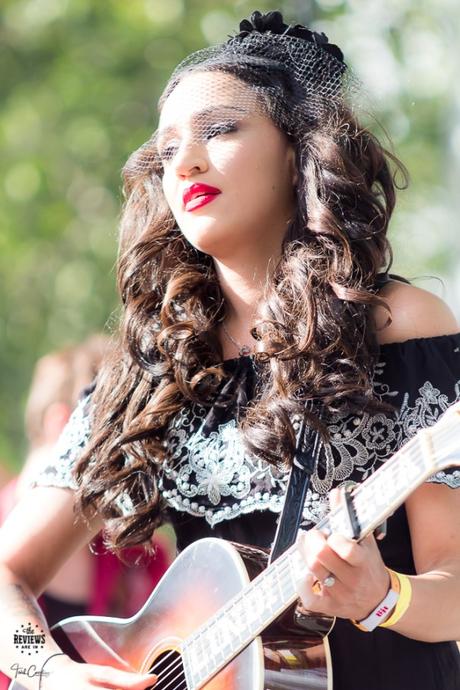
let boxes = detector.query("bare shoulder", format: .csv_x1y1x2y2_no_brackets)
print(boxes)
373,279,459,345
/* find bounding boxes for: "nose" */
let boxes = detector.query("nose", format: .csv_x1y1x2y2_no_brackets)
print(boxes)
172,140,208,179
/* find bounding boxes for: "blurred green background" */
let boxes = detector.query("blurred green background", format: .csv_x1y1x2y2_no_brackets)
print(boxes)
2,0,460,468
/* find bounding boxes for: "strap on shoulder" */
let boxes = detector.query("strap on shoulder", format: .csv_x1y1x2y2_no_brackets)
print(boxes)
374,271,411,292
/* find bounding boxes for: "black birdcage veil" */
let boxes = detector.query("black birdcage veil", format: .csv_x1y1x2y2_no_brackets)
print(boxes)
124,11,360,176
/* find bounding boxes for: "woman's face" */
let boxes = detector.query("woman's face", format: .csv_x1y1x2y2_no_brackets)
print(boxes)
158,70,298,261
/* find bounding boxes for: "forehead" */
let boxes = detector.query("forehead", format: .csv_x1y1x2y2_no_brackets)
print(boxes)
159,70,263,131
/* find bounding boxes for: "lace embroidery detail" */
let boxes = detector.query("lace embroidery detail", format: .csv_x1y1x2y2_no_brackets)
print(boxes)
427,469,460,489
28,361,460,525
27,395,91,492
159,365,460,527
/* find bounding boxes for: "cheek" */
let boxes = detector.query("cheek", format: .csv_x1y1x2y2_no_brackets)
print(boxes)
207,140,245,175
212,143,270,197
161,173,177,213
233,149,288,202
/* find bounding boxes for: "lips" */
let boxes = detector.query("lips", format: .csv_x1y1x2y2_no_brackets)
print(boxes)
183,183,221,212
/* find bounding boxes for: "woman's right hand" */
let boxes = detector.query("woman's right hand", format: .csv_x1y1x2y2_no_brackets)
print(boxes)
41,655,156,690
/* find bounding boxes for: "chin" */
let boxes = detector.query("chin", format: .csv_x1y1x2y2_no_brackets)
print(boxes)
181,223,235,255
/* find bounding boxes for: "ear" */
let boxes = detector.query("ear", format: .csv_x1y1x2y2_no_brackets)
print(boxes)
287,145,299,187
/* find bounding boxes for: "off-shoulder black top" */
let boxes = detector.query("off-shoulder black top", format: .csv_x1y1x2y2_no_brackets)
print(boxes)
30,333,460,690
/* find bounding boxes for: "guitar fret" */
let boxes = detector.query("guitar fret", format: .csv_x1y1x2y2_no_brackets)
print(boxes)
213,612,236,656
328,505,353,539
273,558,291,600
259,572,279,610
247,585,265,619
287,550,300,593
198,631,214,672
352,440,432,536
186,555,301,688
186,631,208,685
223,601,246,644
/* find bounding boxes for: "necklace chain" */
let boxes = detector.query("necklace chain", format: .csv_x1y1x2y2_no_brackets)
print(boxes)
221,321,253,357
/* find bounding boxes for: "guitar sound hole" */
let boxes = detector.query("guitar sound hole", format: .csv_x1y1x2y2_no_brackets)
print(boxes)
148,649,186,690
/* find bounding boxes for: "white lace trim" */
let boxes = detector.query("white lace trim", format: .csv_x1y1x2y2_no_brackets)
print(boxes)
427,470,460,489
27,394,91,492
28,366,460,527
158,366,460,526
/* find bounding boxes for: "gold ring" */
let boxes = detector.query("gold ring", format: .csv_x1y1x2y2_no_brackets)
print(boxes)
312,579,323,595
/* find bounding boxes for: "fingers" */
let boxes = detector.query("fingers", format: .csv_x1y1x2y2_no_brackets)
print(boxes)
296,498,390,620
328,486,344,511
85,665,157,689
298,530,331,582
326,532,366,567
42,659,158,690
297,569,326,609
298,528,355,583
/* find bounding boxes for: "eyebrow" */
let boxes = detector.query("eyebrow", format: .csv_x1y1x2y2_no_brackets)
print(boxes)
157,105,249,143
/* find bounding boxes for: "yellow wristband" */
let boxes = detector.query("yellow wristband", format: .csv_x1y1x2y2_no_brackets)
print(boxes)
351,568,400,632
379,570,412,628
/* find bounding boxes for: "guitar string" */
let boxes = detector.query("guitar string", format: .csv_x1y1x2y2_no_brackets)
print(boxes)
154,676,186,690
153,668,187,690
149,656,185,690
350,424,459,522
145,421,459,688
147,545,306,689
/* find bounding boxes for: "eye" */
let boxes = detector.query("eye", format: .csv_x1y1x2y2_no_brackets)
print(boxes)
202,121,238,141
158,141,179,163
157,121,238,163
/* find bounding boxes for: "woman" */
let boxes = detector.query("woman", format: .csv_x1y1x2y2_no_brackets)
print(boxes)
1,10,459,690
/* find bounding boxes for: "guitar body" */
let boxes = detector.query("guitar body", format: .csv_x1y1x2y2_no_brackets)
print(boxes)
10,539,333,690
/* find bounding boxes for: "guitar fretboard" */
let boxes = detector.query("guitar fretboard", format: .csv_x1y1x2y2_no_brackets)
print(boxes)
323,430,436,539
183,543,302,687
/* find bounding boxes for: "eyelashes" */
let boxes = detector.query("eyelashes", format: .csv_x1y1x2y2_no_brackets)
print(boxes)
158,120,238,162
203,121,238,140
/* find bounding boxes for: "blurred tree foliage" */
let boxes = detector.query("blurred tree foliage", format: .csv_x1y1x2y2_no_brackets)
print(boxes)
1,0,459,467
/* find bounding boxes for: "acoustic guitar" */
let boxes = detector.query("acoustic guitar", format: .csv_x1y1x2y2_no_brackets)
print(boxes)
10,401,460,690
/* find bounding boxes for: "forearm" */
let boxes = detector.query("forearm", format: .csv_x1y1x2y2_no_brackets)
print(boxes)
390,563,460,642
0,565,68,690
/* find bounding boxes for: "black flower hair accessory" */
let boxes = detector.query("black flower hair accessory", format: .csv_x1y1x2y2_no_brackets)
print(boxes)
166,6,354,137
237,10,344,64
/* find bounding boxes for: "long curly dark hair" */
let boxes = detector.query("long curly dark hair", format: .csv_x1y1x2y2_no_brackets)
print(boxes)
74,20,408,555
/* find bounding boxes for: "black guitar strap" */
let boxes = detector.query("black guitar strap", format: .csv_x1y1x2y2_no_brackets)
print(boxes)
269,416,320,564
268,273,402,565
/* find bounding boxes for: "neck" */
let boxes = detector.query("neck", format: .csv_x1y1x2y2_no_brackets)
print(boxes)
213,250,281,333
213,262,264,358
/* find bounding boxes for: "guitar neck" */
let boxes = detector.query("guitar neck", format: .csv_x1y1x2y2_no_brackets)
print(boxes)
320,428,439,540
183,542,302,688
183,408,460,689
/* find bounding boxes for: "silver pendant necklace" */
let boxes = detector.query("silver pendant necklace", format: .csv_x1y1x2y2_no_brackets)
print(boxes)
221,321,253,357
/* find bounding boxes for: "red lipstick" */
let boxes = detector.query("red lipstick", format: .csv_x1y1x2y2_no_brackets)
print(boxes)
183,183,221,212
